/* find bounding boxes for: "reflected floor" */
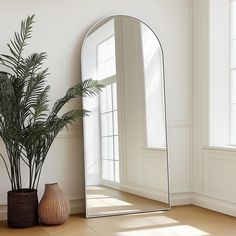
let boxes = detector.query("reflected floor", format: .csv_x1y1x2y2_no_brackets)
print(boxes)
87,185,168,216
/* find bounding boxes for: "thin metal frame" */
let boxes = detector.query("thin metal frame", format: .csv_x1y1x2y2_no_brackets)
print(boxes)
81,14,171,219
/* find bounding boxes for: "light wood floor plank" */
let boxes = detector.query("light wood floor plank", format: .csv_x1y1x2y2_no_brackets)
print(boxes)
0,205,236,236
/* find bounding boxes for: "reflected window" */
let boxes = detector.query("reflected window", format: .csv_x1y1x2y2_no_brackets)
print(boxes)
97,35,120,183
141,24,166,148
97,36,116,80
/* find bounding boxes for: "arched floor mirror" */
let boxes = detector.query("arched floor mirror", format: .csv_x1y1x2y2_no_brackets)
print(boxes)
81,15,170,218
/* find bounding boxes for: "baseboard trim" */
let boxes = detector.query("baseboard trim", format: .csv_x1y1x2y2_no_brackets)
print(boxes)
0,204,7,221
69,198,85,215
100,180,169,203
171,192,192,206
192,192,236,217
171,192,236,217
120,184,169,203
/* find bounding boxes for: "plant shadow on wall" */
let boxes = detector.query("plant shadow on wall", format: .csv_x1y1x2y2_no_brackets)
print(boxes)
0,15,103,228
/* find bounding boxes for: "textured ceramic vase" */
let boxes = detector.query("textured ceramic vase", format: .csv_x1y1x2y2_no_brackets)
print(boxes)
38,183,70,225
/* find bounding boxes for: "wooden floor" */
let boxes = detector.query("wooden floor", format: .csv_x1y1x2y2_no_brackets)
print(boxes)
87,185,168,216
0,205,236,235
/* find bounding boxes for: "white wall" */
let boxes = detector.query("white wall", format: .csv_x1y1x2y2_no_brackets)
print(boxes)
192,0,236,217
0,0,192,218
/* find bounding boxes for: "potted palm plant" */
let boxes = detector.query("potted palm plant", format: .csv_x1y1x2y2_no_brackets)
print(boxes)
0,15,102,228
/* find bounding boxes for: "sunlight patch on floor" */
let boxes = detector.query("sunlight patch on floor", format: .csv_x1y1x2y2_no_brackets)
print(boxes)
87,198,133,207
113,216,179,230
117,225,209,236
145,215,179,225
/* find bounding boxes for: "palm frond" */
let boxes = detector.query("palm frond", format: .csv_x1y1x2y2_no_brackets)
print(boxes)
81,79,104,97
0,73,17,124
0,15,35,76
48,79,103,120
23,52,47,78
31,85,50,123
21,68,49,123
59,109,89,128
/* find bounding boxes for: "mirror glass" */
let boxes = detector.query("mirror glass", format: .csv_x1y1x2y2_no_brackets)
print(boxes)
81,15,170,218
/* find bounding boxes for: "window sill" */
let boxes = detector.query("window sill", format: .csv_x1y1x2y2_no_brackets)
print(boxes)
142,147,167,151
203,145,236,152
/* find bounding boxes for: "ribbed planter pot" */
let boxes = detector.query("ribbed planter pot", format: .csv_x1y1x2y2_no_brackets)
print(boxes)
7,189,38,228
38,183,70,225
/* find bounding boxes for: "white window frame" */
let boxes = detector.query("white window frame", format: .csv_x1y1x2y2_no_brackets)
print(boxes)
230,0,236,145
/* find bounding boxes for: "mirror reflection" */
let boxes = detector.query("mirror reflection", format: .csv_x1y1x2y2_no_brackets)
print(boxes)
82,15,170,217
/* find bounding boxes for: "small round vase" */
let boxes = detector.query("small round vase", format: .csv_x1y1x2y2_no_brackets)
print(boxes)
38,183,70,225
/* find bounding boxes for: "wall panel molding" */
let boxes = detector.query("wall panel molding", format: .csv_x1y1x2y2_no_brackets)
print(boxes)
201,148,236,203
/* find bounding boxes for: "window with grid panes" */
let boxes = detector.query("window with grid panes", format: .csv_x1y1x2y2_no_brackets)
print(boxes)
97,35,120,183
